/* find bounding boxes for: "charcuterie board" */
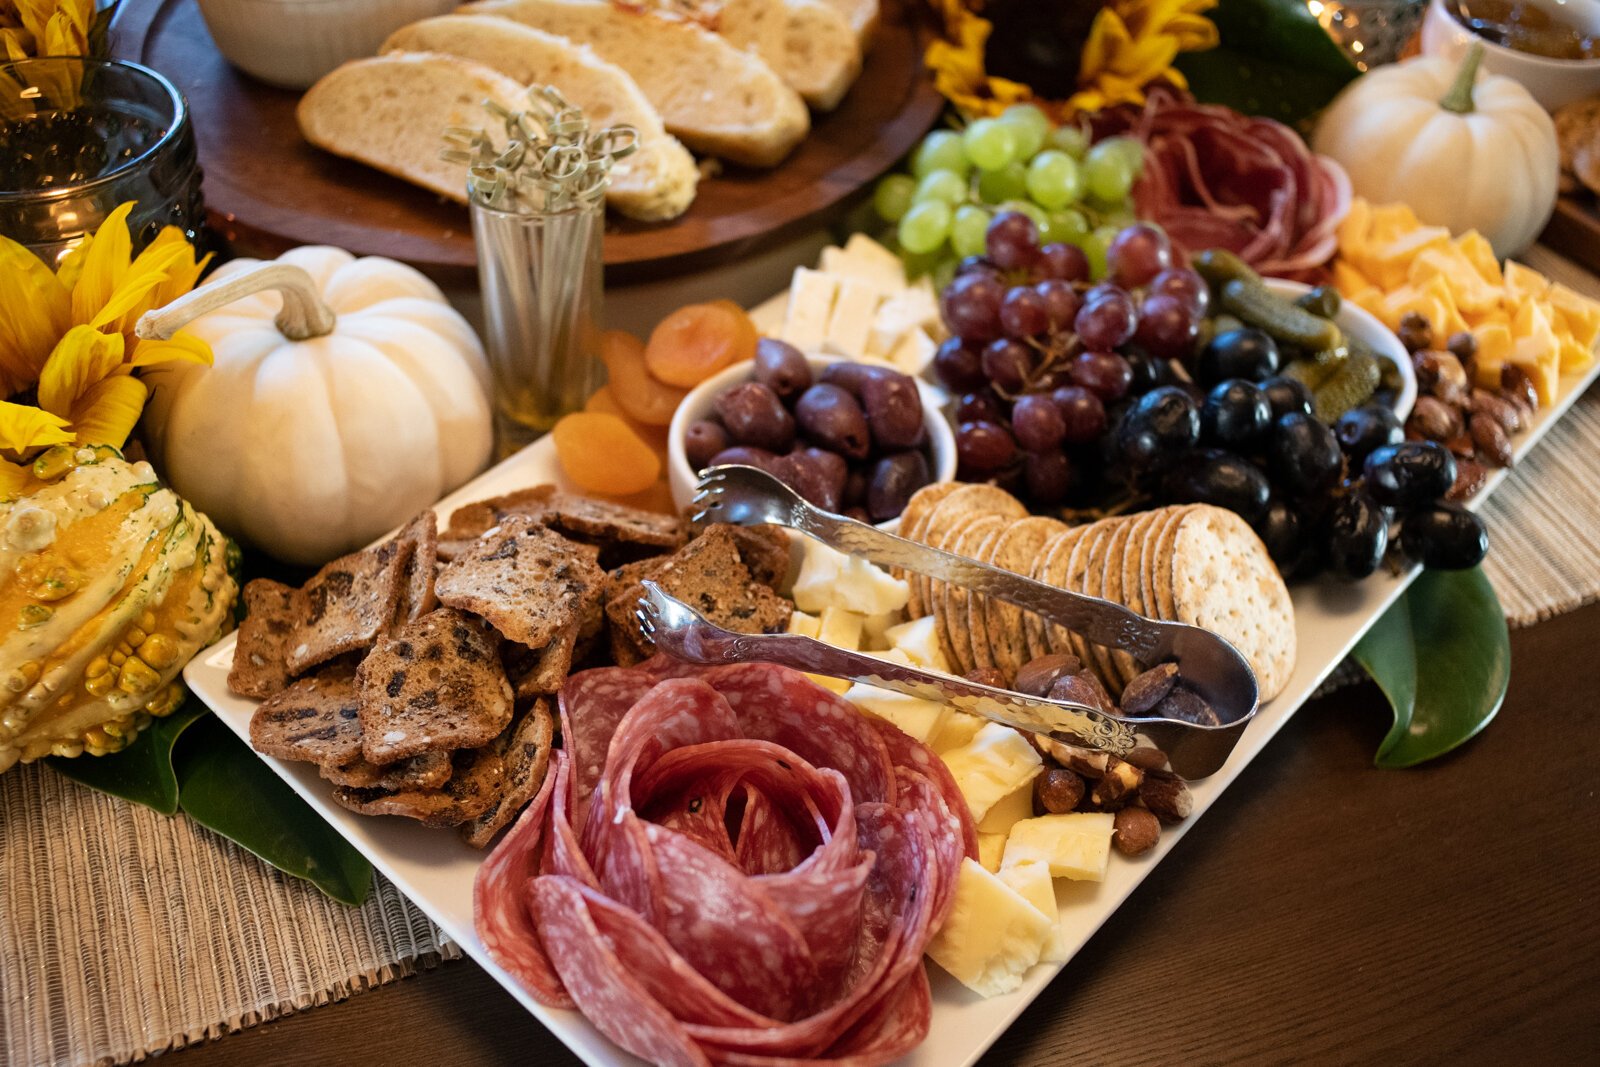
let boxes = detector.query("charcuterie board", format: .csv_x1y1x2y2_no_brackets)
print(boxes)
108,0,945,285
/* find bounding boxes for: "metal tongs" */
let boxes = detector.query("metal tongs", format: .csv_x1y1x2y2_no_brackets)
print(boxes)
637,465,1260,778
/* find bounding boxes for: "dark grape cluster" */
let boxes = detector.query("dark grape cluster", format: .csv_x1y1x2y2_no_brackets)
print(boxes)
932,211,1488,579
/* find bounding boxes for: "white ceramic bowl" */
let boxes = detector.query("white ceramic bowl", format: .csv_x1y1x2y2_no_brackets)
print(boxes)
1264,279,1417,422
1420,0,1600,111
196,0,457,89
667,355,957,526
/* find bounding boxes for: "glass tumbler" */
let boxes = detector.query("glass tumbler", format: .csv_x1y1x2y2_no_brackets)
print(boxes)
0,57,205,267
471,198,605,458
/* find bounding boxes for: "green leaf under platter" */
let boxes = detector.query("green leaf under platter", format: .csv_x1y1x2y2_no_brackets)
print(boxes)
46,699,206,815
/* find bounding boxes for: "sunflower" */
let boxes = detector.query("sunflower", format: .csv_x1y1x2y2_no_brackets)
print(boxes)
1,0,96,60
0,203,212,492
926,0,1219,119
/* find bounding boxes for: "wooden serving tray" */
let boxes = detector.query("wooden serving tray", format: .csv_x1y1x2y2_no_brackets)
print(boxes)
109,0,945,285
1541,196,1600,277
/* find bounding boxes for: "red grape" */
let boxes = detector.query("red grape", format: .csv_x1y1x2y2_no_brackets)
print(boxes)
1050,385,1108,443
1012,393,1067,451
985,211,1040,271
1150,267,1210,318
955,254,1001,280
956,420,1018,474
1033,279,1081,332
1067,350,1132,402
941,272,1005,343
981,338,1034,392
1106,223,1173,289
1074,290,1137,351
1023,448,1074,504
1000,285,1049,338
933,337,986,391
955,389,1004,424
1036,242,1089,283
1133,291,1200,360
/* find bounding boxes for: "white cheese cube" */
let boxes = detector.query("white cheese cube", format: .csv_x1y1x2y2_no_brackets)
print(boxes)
792,541,909,616
820,233,906,295
842,683,950,744
817,606,864,651
925,858,1053,998
869,280,941,355
885,327,938,376
930,711,986,754
940,724,1044,822
886,615,950,672
781,267,838,352
805,673,852,694
861,610,899,650
1002,813,1115,882
977,831,1008,873
998,859,1069,963
977,783,1035,835
822,278,881,358
786,611,821,639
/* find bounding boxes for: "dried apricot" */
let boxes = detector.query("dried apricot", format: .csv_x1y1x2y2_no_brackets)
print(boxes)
585,386,669,465
601,478,676,516
599,330,686,426
552,412,661,496
645,302,759,388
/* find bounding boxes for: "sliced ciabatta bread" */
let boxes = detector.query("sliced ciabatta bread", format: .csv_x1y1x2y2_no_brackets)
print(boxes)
819,0,878,43
710,0,861,111
382,16,697,220
297,53,526,204
457,0,809,167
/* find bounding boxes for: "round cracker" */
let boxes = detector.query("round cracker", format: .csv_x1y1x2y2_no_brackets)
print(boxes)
1145,505,1197,622
953,514,1009,674
918,484,1029,632
1059,518,1115,668
900,482,964,617
1038,523,1091,660
984,517,1068,678
1118,510,1165,682
1079,517,1134,693
1026,526,1086,662
930,511,992,676
1097,518,1141,693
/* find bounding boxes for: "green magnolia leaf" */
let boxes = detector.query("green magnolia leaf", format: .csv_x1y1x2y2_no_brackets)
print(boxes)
1175,0,1360,127
1353,567,1510,769
46,699,207,815
176,716,374,906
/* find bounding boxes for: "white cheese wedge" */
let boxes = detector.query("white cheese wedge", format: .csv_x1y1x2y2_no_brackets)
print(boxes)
786,611,821,639
941,724,1044,822
886,615,950,672
998,859,1069,963
1002,813,1115,882
977,831,1008,873
930,711,986,754
817,606,864,651
884,327,938,376
819,232,906,295
781,267,838,352
791,541,909,616
977,782,1035,835
869,279,941,355
823,278,881,358
842,682,949,744
926,858,1053,998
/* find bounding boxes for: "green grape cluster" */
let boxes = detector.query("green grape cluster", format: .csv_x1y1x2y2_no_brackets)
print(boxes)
873,104,1145,286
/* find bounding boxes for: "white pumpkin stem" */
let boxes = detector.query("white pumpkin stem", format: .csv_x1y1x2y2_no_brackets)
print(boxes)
135,262,337,343
1439,42,1484,115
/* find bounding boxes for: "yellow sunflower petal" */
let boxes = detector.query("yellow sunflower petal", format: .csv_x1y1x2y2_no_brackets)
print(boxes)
36,323,124,418
90,237,191,336
69,201,134,326
69,371,146,448
129,329,212,368
0,400,73,453
146,228,211,308
0,460,34,499
0,234,72,396
1080,10,1133,78
2,28,33,63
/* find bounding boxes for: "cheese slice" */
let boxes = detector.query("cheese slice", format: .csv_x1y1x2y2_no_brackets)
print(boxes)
781,267,839,352
1003,813,1114,882
823,277,880,358
843,681,949,743
998,859,1069,964
786,610,821,639
941,724,1043,822
976,831,1007,873
792,540,910,616
977,782,1035,835
884,327,938,376
886,615,949,672
930,711,986,754
819,232,906,295
817,606,864,651
925,858,1052,997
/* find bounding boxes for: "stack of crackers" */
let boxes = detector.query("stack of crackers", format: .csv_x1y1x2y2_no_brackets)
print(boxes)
234,487,795,844
898,485,1297,703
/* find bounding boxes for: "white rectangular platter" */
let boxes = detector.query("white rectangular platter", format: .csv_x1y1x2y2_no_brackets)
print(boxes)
185,354,1600,1067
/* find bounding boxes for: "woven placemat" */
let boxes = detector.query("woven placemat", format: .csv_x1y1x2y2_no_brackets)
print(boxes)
4,248,1598,1067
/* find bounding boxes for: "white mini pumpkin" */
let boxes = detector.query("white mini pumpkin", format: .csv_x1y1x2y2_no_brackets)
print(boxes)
1312,45,1559,258
139,246,493,565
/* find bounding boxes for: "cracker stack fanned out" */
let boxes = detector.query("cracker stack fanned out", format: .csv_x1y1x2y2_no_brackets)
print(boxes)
898,484,1298,703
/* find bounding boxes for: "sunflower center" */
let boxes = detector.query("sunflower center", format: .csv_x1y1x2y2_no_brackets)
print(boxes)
980,0,1100,99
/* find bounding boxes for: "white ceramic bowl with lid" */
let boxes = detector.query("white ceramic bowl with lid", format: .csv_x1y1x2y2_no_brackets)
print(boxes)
1420,0,1600,110
196,0,457,89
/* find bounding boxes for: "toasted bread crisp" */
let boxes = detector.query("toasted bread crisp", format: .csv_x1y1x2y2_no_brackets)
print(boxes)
321,749,454,791
286,536,414,676
331,745,507,827
356,608,514,765
605,525,791,650
547,493,683,549
440,486,558,543
728,524,792,590
229,579,304,699
391,511,440,633
507,627,581,699
434,517,606,651
248,662,363,767
461,698,556,848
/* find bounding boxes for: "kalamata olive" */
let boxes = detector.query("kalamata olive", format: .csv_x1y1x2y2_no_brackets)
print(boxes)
1269,412,1342,496
714,381,795,451
859,370,925,450
752,338,812,399
1400,502,1488,569
843,467,868,508
819,360,893,397
866,450,930,522
779,446,848,511
1254,497,1307,571
1363,441,1457,508
1163,450,1271,523
1325,493,1390,580
1260,375,1314,420
1014,652,1081,697
794,383,871,459
709,445,781,473
683,419,729,469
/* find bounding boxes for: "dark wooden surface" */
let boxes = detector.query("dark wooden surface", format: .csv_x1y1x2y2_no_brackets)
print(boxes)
160,599,1600,1066
1543,197,1600,279
108,0,944,286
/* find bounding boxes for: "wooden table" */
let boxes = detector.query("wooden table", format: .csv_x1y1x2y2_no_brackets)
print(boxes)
162,600,1600,1065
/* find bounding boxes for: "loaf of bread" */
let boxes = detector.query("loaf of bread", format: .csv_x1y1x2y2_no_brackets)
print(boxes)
710,0,861,111
457,0,809,167
382,16,698,220
819,0,879,43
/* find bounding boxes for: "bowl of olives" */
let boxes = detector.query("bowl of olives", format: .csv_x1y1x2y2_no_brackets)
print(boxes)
668,342,956,527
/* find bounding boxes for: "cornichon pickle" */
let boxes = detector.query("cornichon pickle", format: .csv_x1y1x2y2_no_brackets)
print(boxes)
1295,285,1342,319
1283,358,1338,391
1219,278,1343,352
1193,249,1257,288
1311,349,1380,422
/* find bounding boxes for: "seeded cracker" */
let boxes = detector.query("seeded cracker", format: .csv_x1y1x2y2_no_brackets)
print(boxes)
229,579,304,699
321,749,454,791
547,493,684,549
1028,526,1085,662
285,535,414,676
357,608,514,765
985,517,1067,676
332,744,506,827
726,524,792,590
433,516,606,651
248,661,363,767
460,698,556,848
605,525,791,650
440,486,559,542
391,510,440,634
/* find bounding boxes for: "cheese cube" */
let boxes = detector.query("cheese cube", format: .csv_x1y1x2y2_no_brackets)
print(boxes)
925,858,1053,997
998,859,1068,963
886,615,950,672
819,233,906,295
822,278,881,358
930,711,986,754
805,673,852,695
869,281,941,355
792,541,909,616
862,610,899,650
885,327,938,377
817,606,864,651
1002,813,1114,882
781,267,839,352
941,724,1043,822
976,831,1007,873
786,611,821,639
842,682,949,744
977,782,1035,835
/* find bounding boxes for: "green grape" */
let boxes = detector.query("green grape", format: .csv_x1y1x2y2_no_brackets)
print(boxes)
898,199,953,255
1044,207,1090,246
873,173,916,222
976,160,1027,204
999,103,1050,159
1098,135,1146,177
1085,224,1118,280
900,246,946,280
1047,125,1090,159
963,118,1018,172
1025,150,1083,210
1093,205,1138,231
950,204,992,258
999,199,1049,231
1084,141,1135,203
913,169,968,206
933,257,958,291
911,129,971,179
